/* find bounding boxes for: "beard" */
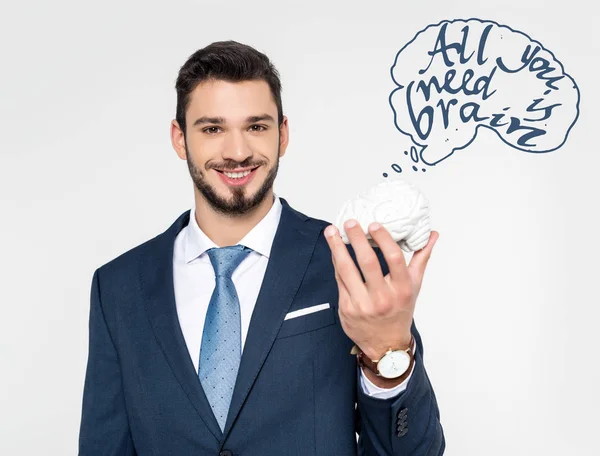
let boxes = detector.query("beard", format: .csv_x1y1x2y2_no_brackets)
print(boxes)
185,143,280,217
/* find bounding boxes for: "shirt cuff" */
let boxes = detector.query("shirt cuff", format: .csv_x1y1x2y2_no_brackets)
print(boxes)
358,345,417,399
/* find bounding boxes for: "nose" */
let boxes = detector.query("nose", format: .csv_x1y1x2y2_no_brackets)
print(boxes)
222,129,253,163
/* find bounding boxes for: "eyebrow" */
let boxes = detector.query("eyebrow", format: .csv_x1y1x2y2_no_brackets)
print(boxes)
192,114,276,127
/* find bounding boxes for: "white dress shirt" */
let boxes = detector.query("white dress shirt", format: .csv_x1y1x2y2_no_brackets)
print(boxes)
172,194,415,400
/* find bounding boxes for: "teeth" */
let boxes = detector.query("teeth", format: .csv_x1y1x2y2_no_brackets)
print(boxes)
224,169,252,179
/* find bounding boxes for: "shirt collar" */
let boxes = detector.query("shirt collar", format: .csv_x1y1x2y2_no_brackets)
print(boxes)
184,194,283,263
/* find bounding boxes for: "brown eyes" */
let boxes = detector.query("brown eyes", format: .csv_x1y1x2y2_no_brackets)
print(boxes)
203,125,267,134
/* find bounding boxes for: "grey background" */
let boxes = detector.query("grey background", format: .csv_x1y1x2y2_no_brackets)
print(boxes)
1,0,598,454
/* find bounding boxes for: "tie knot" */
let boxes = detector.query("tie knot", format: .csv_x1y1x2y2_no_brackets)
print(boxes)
206,244,252,279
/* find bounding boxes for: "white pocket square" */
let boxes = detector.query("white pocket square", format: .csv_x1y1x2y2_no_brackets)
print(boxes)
284,303,330,321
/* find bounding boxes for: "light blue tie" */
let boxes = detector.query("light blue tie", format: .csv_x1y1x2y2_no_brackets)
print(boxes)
199,244,251,432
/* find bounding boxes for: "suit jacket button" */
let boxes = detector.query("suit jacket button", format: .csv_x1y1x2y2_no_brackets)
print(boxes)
397,426,408,437
397,415,408,426
219,451,233,456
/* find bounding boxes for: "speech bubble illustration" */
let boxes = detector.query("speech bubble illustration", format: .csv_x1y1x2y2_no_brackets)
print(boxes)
389,18,580,167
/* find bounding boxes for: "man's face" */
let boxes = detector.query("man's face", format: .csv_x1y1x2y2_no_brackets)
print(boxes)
179,79,288,216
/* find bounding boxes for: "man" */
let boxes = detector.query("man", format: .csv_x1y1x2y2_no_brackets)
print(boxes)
79,40,445,455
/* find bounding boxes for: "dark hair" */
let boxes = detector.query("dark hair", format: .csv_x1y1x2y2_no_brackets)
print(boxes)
175,40,283,139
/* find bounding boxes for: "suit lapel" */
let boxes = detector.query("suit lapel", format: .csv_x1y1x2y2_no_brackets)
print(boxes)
140,197,323,443
222,198,321,437
141,209,224,441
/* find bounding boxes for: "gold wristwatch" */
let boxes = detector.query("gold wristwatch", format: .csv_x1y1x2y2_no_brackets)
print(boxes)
351,335,415,379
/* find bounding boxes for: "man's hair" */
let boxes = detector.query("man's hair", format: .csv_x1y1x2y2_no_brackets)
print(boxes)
175,40,283,139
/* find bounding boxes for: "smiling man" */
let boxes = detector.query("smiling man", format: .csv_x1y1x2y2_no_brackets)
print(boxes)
179,78,284,244
78,40,445,455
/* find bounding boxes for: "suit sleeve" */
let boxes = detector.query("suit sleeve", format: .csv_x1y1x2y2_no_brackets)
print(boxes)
350,246,446,455
79,269,137,455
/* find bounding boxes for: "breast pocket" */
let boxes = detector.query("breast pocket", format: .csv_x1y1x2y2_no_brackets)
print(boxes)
276,303,336,339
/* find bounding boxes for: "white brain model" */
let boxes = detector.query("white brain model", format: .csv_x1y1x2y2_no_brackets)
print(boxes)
334,179,431,253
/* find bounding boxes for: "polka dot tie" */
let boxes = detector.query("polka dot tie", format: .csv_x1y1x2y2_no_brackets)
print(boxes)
199,244,252,432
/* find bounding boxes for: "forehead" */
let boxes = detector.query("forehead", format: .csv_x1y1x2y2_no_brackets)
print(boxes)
187,79,276,119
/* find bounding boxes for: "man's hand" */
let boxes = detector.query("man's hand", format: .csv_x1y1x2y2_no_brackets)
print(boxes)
324,220,439,361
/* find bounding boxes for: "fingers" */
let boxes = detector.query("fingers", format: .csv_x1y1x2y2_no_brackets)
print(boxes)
324,224,368,302
407,230,439,277
366,222,410,284
343,220,387,291
325,222,439,302
331,253,351,304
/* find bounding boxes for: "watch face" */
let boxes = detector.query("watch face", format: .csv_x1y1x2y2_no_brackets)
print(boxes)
378,351,411,379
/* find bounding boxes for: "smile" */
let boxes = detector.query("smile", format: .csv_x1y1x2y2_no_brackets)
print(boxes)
223,169,252,178
215,166,260,186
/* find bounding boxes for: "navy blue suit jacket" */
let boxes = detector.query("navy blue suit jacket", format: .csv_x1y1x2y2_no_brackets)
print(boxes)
79,197,445,455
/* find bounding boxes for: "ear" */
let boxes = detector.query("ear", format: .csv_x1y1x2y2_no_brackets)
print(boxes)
171,119,187,160
278,116,289,158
